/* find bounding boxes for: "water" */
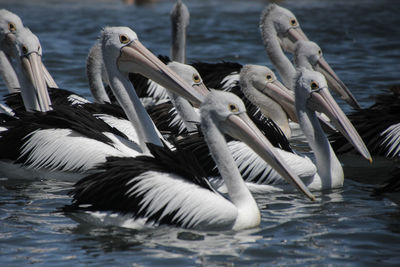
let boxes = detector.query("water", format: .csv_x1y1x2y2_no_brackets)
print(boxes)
0,0,400,265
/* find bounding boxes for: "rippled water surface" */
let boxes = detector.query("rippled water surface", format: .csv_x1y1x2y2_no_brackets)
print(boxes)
0,0,400,266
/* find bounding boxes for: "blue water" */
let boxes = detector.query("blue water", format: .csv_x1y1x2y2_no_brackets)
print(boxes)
0,0,400,265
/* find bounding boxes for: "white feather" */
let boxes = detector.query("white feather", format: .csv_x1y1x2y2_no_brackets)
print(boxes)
146,79,169,101
227,141,316,185
124,171,238,230
220,73,240,91
67,94,91,105
95,114,139,143
8,129,142,180
381,123,400,157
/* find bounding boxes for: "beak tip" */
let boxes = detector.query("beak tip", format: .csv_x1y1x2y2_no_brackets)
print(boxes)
350,100,361,109
368,157,373,164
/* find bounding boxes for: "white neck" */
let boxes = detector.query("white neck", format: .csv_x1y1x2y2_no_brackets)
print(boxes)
166,90,200,132
87,44,111,104
105,64,163,154
0,51,20,93
171,25,186,64
169,15,199,132
261,22,296,89
294,55,313,70
201,115,260,229
296,105,343,189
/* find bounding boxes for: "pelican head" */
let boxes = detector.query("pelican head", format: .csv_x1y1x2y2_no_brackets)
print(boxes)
101,26,206,107
295,68,371,162
294,40,360,109
201,90,315,201
260,4,308,53
5,27,51,112
170,0,190,63
0,9,24,46
240,64,297,124
167,61,208,95
170,0,190,26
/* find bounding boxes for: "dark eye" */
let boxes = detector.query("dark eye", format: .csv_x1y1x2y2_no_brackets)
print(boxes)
192,74,201,83
228,103,239,112
8,22,16,33
318,50,322,55
290,19,297,26
310,81,319,90
119,34,130,44
266,74,273,81
22,45,28,55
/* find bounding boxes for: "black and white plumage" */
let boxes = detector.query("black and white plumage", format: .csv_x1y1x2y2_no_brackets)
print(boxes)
63,90,314,230
0,105,140,181
331,86,400,158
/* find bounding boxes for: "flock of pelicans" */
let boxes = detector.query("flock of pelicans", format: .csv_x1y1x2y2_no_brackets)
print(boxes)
0,1,399,231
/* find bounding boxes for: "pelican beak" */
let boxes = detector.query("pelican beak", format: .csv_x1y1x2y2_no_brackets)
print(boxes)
315,57,361,109
307,87,372,162
118,40,207,107
223,112,315,201
192,82,210,99
264,80,298,123
21,52,52,112
282,27,309,53
42,63,58,89
287,27,309,42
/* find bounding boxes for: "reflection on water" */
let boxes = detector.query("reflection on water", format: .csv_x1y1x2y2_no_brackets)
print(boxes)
0,0,400,265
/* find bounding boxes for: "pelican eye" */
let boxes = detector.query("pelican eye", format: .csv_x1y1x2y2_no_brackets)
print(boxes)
310,81,319,90
192,74,201,83
119,34,130,44
228,103,239,112
318,50,322,55
21,45,28,55
266,74,273,81
8,22,16,33
290,19,297,26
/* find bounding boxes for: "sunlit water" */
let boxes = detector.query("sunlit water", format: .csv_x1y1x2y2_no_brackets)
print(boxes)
0,0,400,265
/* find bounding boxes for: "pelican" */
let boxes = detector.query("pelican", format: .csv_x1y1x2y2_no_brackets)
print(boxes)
1,26,51,112
0,9,57,94
292,68,370,190
63,90,315,230
0,26,208,181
